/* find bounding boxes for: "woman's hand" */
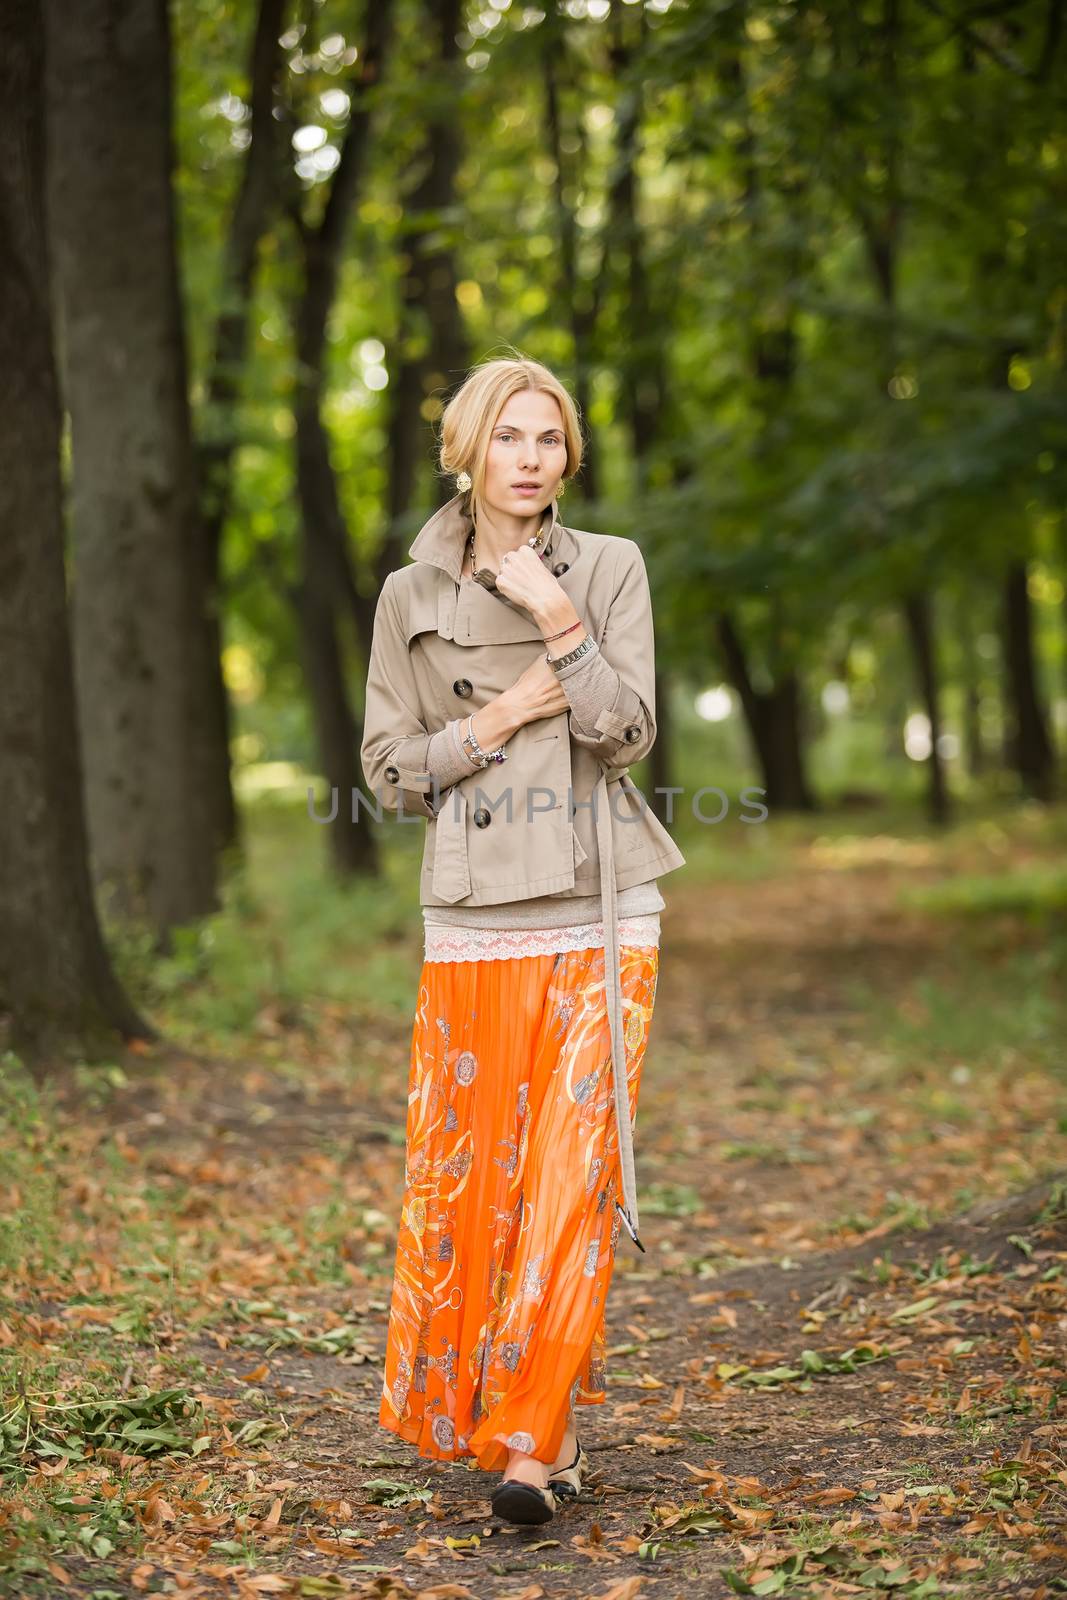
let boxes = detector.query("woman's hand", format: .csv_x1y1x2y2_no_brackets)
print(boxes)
502,656,571,724
494,544,571,629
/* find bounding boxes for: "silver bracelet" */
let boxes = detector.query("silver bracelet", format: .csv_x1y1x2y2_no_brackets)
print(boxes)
547,635,595,672
461,713,507,768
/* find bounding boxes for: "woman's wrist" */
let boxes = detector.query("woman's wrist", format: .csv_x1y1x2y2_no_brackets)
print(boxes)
535,595,580,638
538,602,588,661
471,695,527,749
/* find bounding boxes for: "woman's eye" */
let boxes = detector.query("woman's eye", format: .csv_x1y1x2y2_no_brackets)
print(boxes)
496,434,562,445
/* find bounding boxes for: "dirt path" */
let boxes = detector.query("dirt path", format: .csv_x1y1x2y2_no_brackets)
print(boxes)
6,858,1066,1599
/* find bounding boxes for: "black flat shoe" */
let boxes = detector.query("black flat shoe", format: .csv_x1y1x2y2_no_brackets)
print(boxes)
547,1436,588,1503
490,1477,557,1525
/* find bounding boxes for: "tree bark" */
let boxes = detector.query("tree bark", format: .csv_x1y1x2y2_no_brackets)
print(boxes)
714,5,817,815
378,0,467,595
288,0,396,876
716,615,815,811
198,0,290,859
1001,560,1056,800
602,0,690,829
0,0,156,1066
45,0,219,940
902,591,950,827
956,593,986,779
543,1,604,503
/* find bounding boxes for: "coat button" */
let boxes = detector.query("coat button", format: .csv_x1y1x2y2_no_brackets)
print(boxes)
385,764,400,782
453,678,473,697
473,807,492,828
552,561,570,576
623,725,641,743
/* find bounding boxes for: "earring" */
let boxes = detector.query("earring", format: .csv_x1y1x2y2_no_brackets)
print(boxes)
557,479,567,497
456,470,472,494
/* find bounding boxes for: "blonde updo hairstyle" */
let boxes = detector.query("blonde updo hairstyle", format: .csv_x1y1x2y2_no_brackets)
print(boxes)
438,354,584,521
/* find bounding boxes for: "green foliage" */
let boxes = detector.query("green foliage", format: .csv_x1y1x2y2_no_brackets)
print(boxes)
0,1382,205,1483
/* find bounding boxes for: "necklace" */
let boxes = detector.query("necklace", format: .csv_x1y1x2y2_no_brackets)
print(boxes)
466,512,551,588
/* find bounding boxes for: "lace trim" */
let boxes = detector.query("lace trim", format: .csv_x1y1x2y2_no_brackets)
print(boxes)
423,913,661,964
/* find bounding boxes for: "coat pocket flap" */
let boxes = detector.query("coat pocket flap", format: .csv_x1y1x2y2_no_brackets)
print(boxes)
432,791,472,902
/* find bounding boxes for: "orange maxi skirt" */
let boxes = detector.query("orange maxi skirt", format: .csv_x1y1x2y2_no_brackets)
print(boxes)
379,939,660,1473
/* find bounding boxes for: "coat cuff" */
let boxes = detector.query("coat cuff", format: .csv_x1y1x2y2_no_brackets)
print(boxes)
425,718,481,792
555,642,638,740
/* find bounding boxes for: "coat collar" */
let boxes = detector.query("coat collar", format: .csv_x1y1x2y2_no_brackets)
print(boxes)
407,491,573,584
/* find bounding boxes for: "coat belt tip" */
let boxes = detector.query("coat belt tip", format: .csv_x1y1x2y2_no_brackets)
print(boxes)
615,1201,645,1253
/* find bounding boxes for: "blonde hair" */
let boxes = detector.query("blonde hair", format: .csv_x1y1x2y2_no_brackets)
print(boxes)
437,352,584,511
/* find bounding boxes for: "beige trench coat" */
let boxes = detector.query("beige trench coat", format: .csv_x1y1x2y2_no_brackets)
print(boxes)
360,491,686,1243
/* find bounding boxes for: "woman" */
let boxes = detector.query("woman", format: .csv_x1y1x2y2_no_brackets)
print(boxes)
360,355,685,1525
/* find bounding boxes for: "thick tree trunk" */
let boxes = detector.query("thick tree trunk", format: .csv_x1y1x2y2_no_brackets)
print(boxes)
0,0,155,1066
902,592,950,826
1001,560,1056,800
45,0,218,940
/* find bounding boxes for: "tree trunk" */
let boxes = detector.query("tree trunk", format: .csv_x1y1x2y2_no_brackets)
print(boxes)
543,4,604,503
0,0,155,1066
716,615,815,812
377,0,467,596
602,0,692,831
715,10,816,815
1001,560,1056,800
956,594,986,779
45,0,219,941
902,592,950,826
288,0,396,877
648,668,673,827
198,0,290,859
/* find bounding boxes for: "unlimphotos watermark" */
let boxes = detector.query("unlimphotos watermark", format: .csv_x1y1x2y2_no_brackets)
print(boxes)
308,782,769,826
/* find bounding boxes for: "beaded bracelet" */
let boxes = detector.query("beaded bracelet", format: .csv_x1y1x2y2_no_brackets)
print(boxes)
461,713,507,768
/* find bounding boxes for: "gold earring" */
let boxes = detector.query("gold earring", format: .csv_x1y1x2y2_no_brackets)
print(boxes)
557,479,566,497
456,470,472,494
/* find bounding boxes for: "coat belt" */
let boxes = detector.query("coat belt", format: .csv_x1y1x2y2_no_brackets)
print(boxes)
594,763,643,1252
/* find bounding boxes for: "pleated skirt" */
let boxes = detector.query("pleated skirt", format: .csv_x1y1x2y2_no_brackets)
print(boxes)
378,939,660,1473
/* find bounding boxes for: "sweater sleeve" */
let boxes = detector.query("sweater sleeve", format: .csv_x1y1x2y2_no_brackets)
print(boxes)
425,717,482,793
552,540,657,763
552,639,620,736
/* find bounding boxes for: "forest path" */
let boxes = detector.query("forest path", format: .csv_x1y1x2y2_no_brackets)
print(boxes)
10,836,1066,1600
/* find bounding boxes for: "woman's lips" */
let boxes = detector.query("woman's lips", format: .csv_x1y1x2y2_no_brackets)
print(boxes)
512,485,541,495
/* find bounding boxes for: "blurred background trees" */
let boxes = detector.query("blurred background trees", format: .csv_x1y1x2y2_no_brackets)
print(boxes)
1,0,1064,1062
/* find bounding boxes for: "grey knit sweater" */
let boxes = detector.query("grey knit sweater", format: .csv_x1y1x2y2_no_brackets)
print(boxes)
420,634,665,929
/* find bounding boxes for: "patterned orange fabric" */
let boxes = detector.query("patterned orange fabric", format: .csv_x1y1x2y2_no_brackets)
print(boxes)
379,941,660,1472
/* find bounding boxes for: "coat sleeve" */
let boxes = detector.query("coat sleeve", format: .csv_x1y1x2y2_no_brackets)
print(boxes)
555,538,657,766
360,572,473,819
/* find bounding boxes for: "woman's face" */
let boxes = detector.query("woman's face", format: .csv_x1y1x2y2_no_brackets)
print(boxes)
480,389,567,523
